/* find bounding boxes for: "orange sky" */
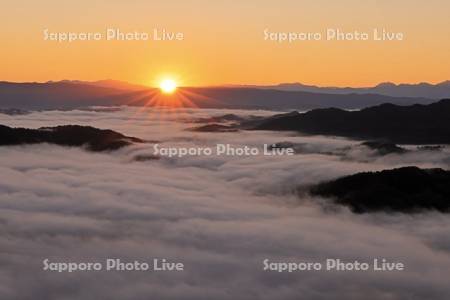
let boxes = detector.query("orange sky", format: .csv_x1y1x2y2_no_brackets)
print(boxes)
1,0,449,87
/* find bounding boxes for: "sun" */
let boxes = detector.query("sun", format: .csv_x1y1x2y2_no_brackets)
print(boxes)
159,79,177,94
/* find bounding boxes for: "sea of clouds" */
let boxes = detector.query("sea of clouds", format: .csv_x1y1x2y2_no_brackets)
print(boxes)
0,107,450,300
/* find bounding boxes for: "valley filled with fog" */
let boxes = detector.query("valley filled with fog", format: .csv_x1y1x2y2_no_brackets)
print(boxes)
1,106,450,300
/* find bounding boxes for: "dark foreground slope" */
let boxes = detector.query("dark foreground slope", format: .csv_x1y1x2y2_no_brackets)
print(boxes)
310,167,450,213
0,125,142,151
252,99,450,144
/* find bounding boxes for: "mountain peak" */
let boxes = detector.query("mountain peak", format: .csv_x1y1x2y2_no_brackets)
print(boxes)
437,80,450,86
375,82,397,88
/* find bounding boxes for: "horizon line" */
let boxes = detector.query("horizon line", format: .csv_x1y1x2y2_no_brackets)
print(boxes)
1,79,449,89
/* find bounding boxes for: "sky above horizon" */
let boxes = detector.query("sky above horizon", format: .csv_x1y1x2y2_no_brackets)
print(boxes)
1,0,450,87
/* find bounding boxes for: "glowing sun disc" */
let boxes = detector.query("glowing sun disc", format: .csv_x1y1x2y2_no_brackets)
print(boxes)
160,79,177,94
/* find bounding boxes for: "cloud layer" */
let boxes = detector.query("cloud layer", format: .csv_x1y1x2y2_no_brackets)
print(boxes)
1,107,450,300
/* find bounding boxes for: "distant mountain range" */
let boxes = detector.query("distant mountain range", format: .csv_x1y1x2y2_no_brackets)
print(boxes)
51,79,151,91
0,81,155,110
0,80,440,110
59,79,450,99
232,81,450,99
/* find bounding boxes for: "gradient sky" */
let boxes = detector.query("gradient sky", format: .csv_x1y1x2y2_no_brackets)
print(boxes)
1,0,450,87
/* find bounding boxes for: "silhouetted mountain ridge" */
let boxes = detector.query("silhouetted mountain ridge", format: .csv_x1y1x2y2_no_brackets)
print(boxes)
0,125,143,151
249,81,450,99
0,81,435,110
252,99,450,144
53,79,151,91
310,167,450,213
